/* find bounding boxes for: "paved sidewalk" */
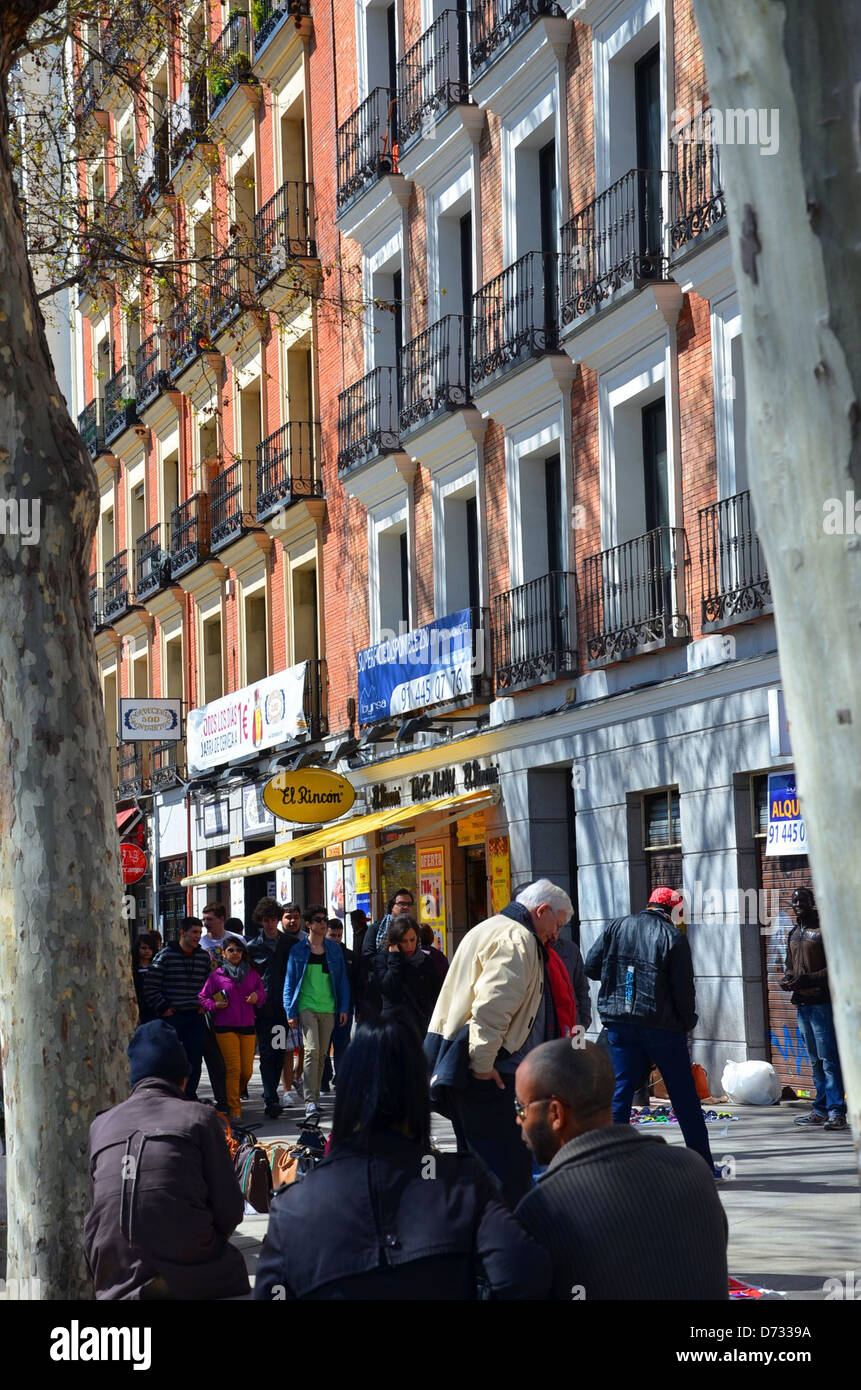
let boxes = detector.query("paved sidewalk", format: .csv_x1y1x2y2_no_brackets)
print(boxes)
232,1090,861,1299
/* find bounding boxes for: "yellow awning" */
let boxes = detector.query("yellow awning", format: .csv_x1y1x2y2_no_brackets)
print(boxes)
181,787,497,887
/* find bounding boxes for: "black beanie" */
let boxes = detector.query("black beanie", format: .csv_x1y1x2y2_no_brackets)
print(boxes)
128,1020,190,1087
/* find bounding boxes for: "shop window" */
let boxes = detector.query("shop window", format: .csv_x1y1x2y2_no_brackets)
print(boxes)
643,787,681,894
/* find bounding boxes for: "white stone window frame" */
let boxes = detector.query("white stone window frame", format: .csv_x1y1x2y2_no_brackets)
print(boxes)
432,452,479,618
197,589,226,706
156,423,181,539
505,406,571,589
160,615,185,703
501,79,558,268
239,568,269,687
125,458,147,556
363,221,403,369
598,334,673,550
710,292,745,500
591,0,667,192
368,497,409,643
355,0,400,106
425,161,473,325
98,486,115,576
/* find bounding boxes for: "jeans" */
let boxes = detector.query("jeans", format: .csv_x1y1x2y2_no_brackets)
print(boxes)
606,1021,715,1170
796,1003,846,1115
322,1015,352,1089
449,1072,533,1209
298,1009,335,1103
166,1011,205,1101
256,1014,286,1108
216,1032,257,1117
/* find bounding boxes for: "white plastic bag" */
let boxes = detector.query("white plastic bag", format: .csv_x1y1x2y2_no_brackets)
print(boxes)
721,1059,780,1106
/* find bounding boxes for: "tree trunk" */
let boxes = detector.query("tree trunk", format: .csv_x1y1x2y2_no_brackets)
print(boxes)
693,0,861,1172
0,66,137,1295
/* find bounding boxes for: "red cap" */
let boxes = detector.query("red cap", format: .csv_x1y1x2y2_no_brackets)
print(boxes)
648,886,684,910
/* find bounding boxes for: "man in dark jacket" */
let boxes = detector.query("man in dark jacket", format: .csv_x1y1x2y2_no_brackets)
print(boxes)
248,905,294,1117
584,886,716,1171
84,1020,249,1300
781,887,847,1130
357,887,415,1021
144,918,212,1101
514,1039,728,1300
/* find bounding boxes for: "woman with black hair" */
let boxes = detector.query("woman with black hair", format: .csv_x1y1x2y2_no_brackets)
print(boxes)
372,915,442,1039
253,1022,551,1300
131,932,161,1024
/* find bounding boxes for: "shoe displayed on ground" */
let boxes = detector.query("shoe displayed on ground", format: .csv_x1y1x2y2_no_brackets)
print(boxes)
794,1111,826,1126
264,1103,282,1119
824,1112,848,1131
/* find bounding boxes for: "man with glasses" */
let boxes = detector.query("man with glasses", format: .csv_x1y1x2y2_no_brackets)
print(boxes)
284,905,350,1124
358,888,415,1022
514,1039,728,1299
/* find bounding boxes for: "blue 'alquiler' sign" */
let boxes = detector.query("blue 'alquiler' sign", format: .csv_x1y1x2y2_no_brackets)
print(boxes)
357,608,478,724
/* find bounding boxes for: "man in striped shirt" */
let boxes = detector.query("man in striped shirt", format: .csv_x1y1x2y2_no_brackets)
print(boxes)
144,918,212,1102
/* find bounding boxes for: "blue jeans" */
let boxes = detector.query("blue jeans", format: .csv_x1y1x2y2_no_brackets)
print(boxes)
606,1021,715,1171
796,1003,845,1115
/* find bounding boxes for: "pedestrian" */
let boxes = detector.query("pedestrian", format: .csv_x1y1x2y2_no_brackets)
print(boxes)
780,887,847,1131
418,924,449,984
197,901,233,1110
584,886,717,1173
321,919,354,1093
131,932,161,1024
425,878,574,1207
358,887,415,1022
200,901,228,964
284,904,350,1125
198,934,266,1123
247,904,294,1118
224,916,246,938
277,901,306,1102
373,915,443,1039
84,1020,249,1300
253,1022,551,1301
514,1039,729,1300
144,918,212,1102
551,934,591,1032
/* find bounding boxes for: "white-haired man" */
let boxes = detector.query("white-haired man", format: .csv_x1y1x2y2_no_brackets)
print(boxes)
425,878,574,1206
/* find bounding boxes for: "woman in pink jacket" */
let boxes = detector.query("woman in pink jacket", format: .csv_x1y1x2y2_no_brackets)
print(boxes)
199,934,266,1122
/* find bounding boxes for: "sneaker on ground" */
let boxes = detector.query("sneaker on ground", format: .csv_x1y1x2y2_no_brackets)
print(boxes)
824,1112,848,1131
305,1101,320,1120
794,1111,826,1126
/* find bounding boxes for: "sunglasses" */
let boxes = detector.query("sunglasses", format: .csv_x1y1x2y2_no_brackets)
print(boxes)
513,1095,561,1119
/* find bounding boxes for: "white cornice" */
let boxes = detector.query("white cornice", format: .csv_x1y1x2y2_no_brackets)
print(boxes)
561,283,679,372
397,106,485,189
337,451,415,509
672,228,735,303
473,354,577,429
337,176,414,248
469,15,571,121
402,407,487,476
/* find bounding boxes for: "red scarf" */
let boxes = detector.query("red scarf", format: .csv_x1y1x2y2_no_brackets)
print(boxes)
546,945,576,1036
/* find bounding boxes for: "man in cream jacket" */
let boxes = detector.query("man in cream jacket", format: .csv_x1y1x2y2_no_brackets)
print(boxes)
425,879,574,1206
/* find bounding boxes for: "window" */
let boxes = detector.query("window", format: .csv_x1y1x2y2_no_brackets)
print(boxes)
101,506,115,568
202,614,223,701
634,44,662,255
162,448,180,525
292,564,318,664
130,481,146,552
103,669,118,786
378,522,409,632
643,788,682,895
443,489,479,612
244,591,268,684
518,450,563,582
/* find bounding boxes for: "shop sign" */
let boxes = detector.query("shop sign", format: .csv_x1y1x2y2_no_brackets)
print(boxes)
119,697,182,742
243,783,275,836
357,607,480,724
371,782,402,811
489,836,511,914
418,846,447,952
410,767,457,802
457,810,486,847
766,772,807,856
187,664,308,774
355,856,371,917
121,843,147,885
263,768,356,824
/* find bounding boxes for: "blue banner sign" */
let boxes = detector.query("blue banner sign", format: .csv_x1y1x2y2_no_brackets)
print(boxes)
357,608,480,724
766,771,807,857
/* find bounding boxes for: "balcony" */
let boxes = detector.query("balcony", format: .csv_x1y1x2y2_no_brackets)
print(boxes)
699,490,771,631
471,250,558,390
256,421,323,521
253,0,310,57
104,365,138,446
135,119,170,216
254,180,315,290
89,573,102,630
336,86,398,215
151,739,186,792
208,11,254,116
210,459,256,551
492,571,576,692
210,242,249,337
75,55,102,121
337,366,401,474
397,10,471,154
169,70,209,178
118,744,145,800
560,169,672,327
669,108,727,254
399,314,470,435
168,287,215,380
170,493,210,578
582,527,689,666
78,397,106,460
469,0,565,79
135,331,169,411
103,550,133,623
135,523,172,601
303,657,329,741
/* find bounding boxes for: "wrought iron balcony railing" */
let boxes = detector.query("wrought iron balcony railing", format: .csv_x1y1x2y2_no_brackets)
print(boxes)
208,11,253,114
210,459,255,550
560,169,672,325
89,573,102,630
399,314,470,434
78,397,106,460
118,743,145,800
669,107,726,253
471,250,559,389
135,118,170,215
170,493,210,578
699,489,771,630
104,549,132,622
104,182,137,241
397,9,471,153
582,526,689,665
135,331,169,410
168,287,215,379
253,0,310,57
254,180,316,289
104,365,138,446
210,242,248,336
303,657,329,741
169,69,209,178
337,366,401,474
336,86,399,214
256,420,323,520
151,739,186,792
470,0,565,78
76,55,102,120
492,571,576,691
135,523,172,600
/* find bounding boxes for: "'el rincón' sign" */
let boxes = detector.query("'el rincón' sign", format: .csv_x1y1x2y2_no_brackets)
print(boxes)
262,769,356,824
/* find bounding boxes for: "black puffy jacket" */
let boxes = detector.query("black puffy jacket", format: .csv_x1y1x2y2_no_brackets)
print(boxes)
373,947,442,1038
253,1130,550,1300
584,908,697,1032
247,931,293,1021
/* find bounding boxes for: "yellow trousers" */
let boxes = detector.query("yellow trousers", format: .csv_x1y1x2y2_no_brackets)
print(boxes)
216,1031,257,1117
